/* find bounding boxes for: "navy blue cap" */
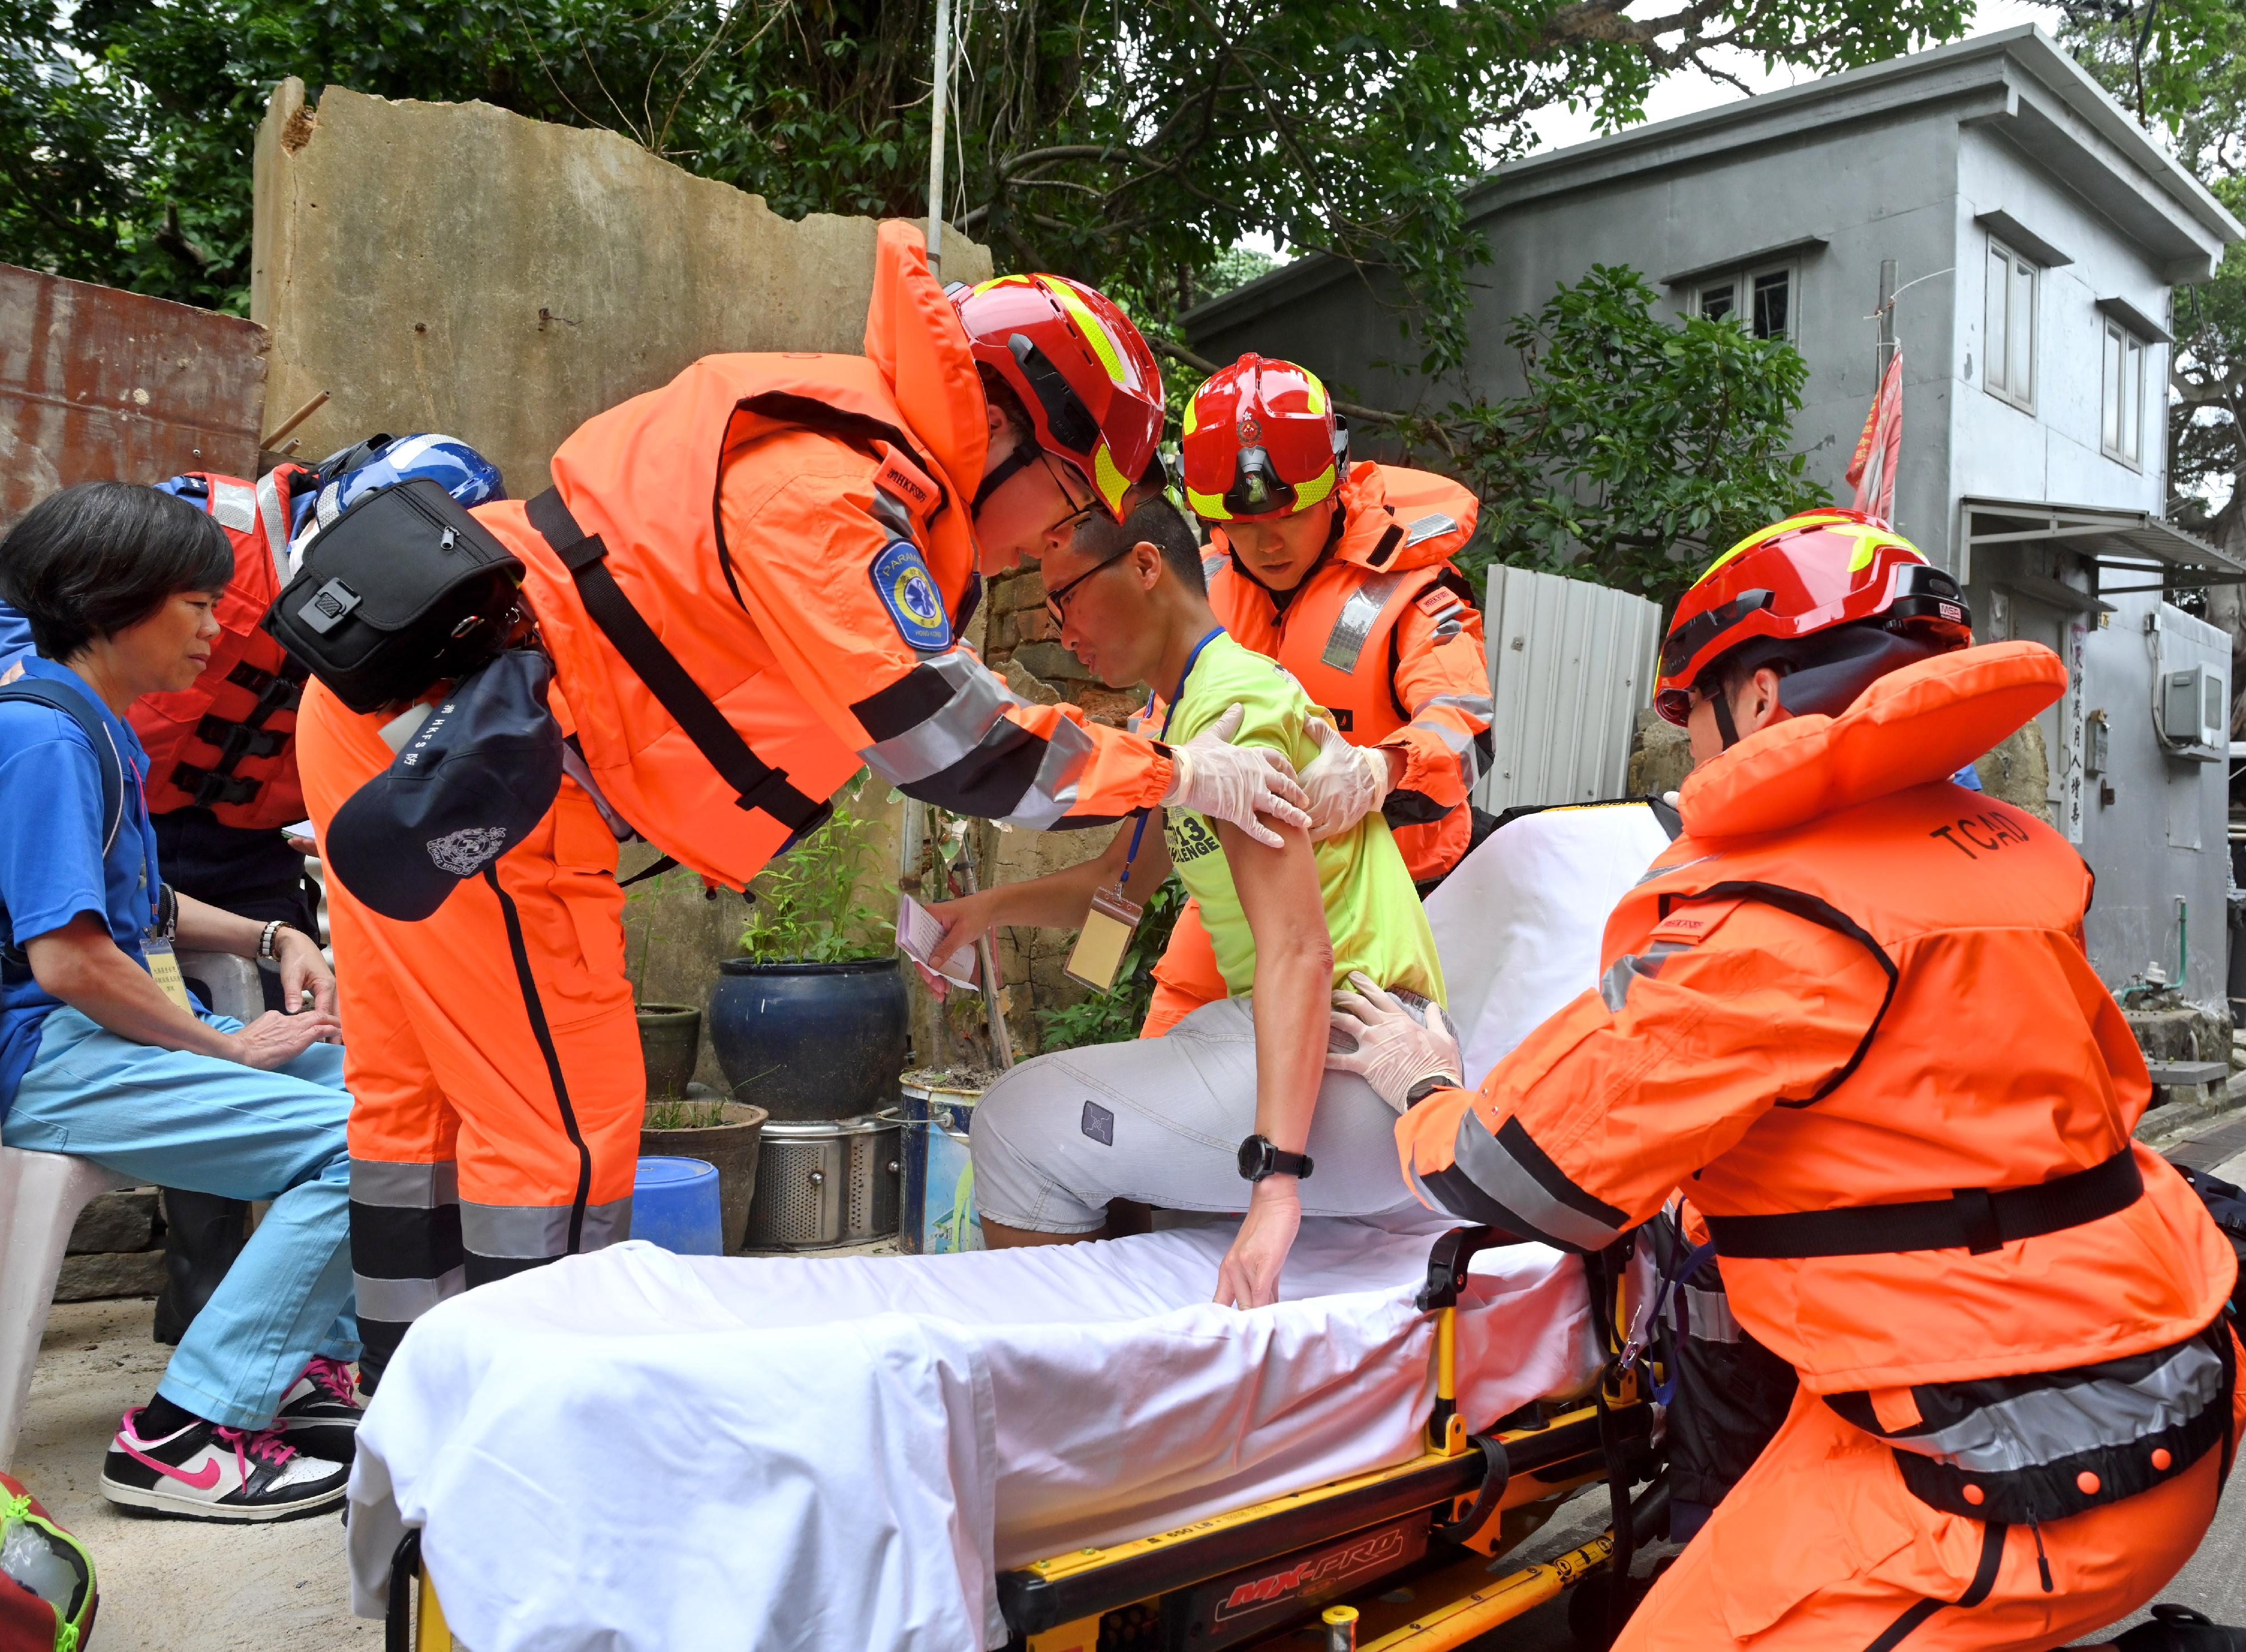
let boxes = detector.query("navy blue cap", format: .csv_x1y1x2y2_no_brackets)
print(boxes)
326,650,563,921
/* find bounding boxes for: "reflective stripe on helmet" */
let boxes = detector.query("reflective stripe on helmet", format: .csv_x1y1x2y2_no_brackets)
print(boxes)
1038,275,1128,388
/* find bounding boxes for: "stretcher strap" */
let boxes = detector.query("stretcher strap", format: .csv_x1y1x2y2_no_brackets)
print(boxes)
1705,1147,2142,1259
525,488,826,833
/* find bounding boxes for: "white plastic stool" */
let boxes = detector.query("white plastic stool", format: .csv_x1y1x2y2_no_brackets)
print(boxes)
0,1146,133,1467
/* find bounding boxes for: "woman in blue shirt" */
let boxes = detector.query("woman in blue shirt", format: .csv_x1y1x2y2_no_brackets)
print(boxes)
0,482,361,1521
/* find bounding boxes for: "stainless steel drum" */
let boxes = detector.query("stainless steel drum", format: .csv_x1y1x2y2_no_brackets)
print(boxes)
741,1114,902,1250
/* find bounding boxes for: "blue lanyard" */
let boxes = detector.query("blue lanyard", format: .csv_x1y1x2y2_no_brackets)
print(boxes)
1119,628,1223,893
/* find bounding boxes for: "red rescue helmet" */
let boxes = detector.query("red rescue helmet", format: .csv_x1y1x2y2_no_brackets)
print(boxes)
1654,509,1973,727
1181,354,1349,522
953,273,1166,521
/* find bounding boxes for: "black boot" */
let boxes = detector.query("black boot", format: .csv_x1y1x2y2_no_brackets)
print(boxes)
152,1189,251,1346
2115,1607,2246,1650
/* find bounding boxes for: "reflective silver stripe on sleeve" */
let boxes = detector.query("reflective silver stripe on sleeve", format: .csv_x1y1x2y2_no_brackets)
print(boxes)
351,1267,465,1324
1450,1111,1626,1252
1434,616,1463,642
1403,513,1459,547
253,470,293,582
857,652,1021,784
1202,553,1229,582
1600,941,1684,1013
1410,693,1494,723
1682,1283,1742,1344
1009,713,1097,829
1880,1337,2230,1474
460,1197,633,1259
1321,572,1410,674
350,1158,461,1209
208,477,258,533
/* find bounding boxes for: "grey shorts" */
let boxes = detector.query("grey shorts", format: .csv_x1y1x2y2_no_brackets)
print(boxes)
969,995,1426,1234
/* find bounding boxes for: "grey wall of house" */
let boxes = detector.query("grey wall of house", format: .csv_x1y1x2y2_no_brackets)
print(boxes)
1948,125,2175,539
2078,598,2230,1003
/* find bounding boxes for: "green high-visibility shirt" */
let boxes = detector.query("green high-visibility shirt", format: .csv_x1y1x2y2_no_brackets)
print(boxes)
1153,633,1445,1004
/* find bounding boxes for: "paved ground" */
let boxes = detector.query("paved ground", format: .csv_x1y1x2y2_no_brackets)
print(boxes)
13,1121,2244,1650
13,1298,375,1652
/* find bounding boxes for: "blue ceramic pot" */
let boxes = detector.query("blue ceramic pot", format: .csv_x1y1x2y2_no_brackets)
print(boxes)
708,957,909,1122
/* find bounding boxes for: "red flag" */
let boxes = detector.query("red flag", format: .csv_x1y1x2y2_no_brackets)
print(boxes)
1846,349,1902,526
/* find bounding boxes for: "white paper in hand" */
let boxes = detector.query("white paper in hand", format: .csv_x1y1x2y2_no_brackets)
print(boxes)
897,894,979,989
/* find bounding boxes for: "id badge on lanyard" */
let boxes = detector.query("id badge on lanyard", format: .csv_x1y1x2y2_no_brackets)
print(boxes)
139,845,192,1013
1063,628,1221,993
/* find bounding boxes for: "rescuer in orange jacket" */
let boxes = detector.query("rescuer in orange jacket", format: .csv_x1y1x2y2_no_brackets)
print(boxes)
296,226,1312,1385
1336,510,2245,1650
1142,355,1494,1038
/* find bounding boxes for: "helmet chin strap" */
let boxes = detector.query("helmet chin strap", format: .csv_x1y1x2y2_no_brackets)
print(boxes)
972,443,1038,514
1710,685,1742,751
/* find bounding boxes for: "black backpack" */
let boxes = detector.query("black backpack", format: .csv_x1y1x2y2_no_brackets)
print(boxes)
0,675,126,985
262,478,524,715
2173,1161,2246,1320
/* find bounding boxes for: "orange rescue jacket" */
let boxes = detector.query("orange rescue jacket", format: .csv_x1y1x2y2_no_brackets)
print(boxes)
1399,642,2236,1398
471,222,1175,889
1205,463,1490,880
134,466,313,829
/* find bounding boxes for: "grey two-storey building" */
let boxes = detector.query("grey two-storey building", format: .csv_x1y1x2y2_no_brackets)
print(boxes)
1186,25,2244,1008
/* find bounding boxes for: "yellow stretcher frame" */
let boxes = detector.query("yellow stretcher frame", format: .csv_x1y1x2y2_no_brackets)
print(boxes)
388,1226,1660,1652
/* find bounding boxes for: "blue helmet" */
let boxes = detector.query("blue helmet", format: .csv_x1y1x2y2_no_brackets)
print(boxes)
291,433,506,545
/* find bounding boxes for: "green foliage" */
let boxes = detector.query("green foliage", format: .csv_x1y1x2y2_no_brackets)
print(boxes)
643,1097,733,1129
3,0,1971,359
1404,266,1827,611
737,773,895,964
1035,875,1186,1051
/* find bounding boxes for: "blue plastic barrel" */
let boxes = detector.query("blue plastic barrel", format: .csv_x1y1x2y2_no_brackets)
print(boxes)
631,1156,724,1255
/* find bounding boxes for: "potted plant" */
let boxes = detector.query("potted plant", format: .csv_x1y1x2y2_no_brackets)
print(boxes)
640,1097,768,1253
626,864,703,1101
708,774,908,1120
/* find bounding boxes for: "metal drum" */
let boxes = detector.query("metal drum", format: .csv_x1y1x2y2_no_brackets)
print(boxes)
894,1073,985,1255
742,1114,902,1250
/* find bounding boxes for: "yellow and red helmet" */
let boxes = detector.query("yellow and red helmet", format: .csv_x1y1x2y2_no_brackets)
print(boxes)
953,273,1165,521
1181,354,1349,522
1654,509,1973,727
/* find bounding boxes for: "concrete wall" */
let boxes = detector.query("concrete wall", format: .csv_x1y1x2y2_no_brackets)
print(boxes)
2080,599,2231,1003
250,79,997,1083
250,78,992,495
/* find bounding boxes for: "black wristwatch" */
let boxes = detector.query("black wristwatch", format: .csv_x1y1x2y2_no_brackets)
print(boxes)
1237,1134,1313,1183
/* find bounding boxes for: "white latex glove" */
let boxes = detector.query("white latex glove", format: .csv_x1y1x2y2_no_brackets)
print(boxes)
1299,719,1390,842
1326,971,1463,1114
1163,703,1312,850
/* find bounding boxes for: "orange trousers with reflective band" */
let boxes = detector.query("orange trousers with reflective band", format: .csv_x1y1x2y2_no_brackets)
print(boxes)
297,681,643,1384
1615,1332,2245,1651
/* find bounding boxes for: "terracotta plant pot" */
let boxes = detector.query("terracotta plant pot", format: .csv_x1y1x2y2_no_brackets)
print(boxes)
636,1002,702,1100
640,1100,767,1253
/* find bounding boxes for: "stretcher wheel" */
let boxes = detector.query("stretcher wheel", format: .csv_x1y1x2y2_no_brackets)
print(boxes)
1564,1563,1653,1650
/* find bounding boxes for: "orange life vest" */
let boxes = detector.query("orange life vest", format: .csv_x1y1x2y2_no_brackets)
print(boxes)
1206,462,1481,878
1618,643,2235,1393
134,467,313,829
471,233,989,889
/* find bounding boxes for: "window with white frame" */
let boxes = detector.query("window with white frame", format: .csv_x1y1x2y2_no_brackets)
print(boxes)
2101,318,2146,468
1984,239,2037,410
1695,264,1795,341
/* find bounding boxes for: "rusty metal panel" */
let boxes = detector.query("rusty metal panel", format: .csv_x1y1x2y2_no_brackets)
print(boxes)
0,263,267,532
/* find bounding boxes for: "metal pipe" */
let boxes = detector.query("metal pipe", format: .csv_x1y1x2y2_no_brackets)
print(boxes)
1323,1605,1359,1651
924,0,953,278
1876,258,1898,380
1357,1534,1615,1650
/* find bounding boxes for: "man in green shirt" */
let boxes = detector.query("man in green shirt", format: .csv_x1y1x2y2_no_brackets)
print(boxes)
927,496,1447,1306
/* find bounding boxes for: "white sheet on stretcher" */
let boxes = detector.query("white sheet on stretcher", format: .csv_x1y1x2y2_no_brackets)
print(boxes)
348,1220,1595,1652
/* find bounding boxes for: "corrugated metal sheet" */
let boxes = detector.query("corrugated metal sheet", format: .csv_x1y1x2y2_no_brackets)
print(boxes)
0,263,267,532
1479,565,1663,811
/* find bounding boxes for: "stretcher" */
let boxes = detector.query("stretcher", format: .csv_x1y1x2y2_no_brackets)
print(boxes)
378,1224,1667,1652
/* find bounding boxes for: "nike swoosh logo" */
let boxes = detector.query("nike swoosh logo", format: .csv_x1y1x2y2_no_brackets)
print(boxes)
118,1438,224,1490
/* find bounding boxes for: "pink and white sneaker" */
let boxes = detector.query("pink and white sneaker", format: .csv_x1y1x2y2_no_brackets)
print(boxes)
100,1407,347,1521
275,1356,363,1462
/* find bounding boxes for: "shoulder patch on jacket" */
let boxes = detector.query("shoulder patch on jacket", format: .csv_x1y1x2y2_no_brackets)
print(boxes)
1648,896,1744,945
870,539,951,652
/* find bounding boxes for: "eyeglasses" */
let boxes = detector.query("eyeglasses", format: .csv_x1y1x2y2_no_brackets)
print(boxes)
1040,450,1100,537
1043,547,1131,628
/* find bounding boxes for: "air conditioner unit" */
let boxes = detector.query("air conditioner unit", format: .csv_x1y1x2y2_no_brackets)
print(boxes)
2157,663,2226,761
